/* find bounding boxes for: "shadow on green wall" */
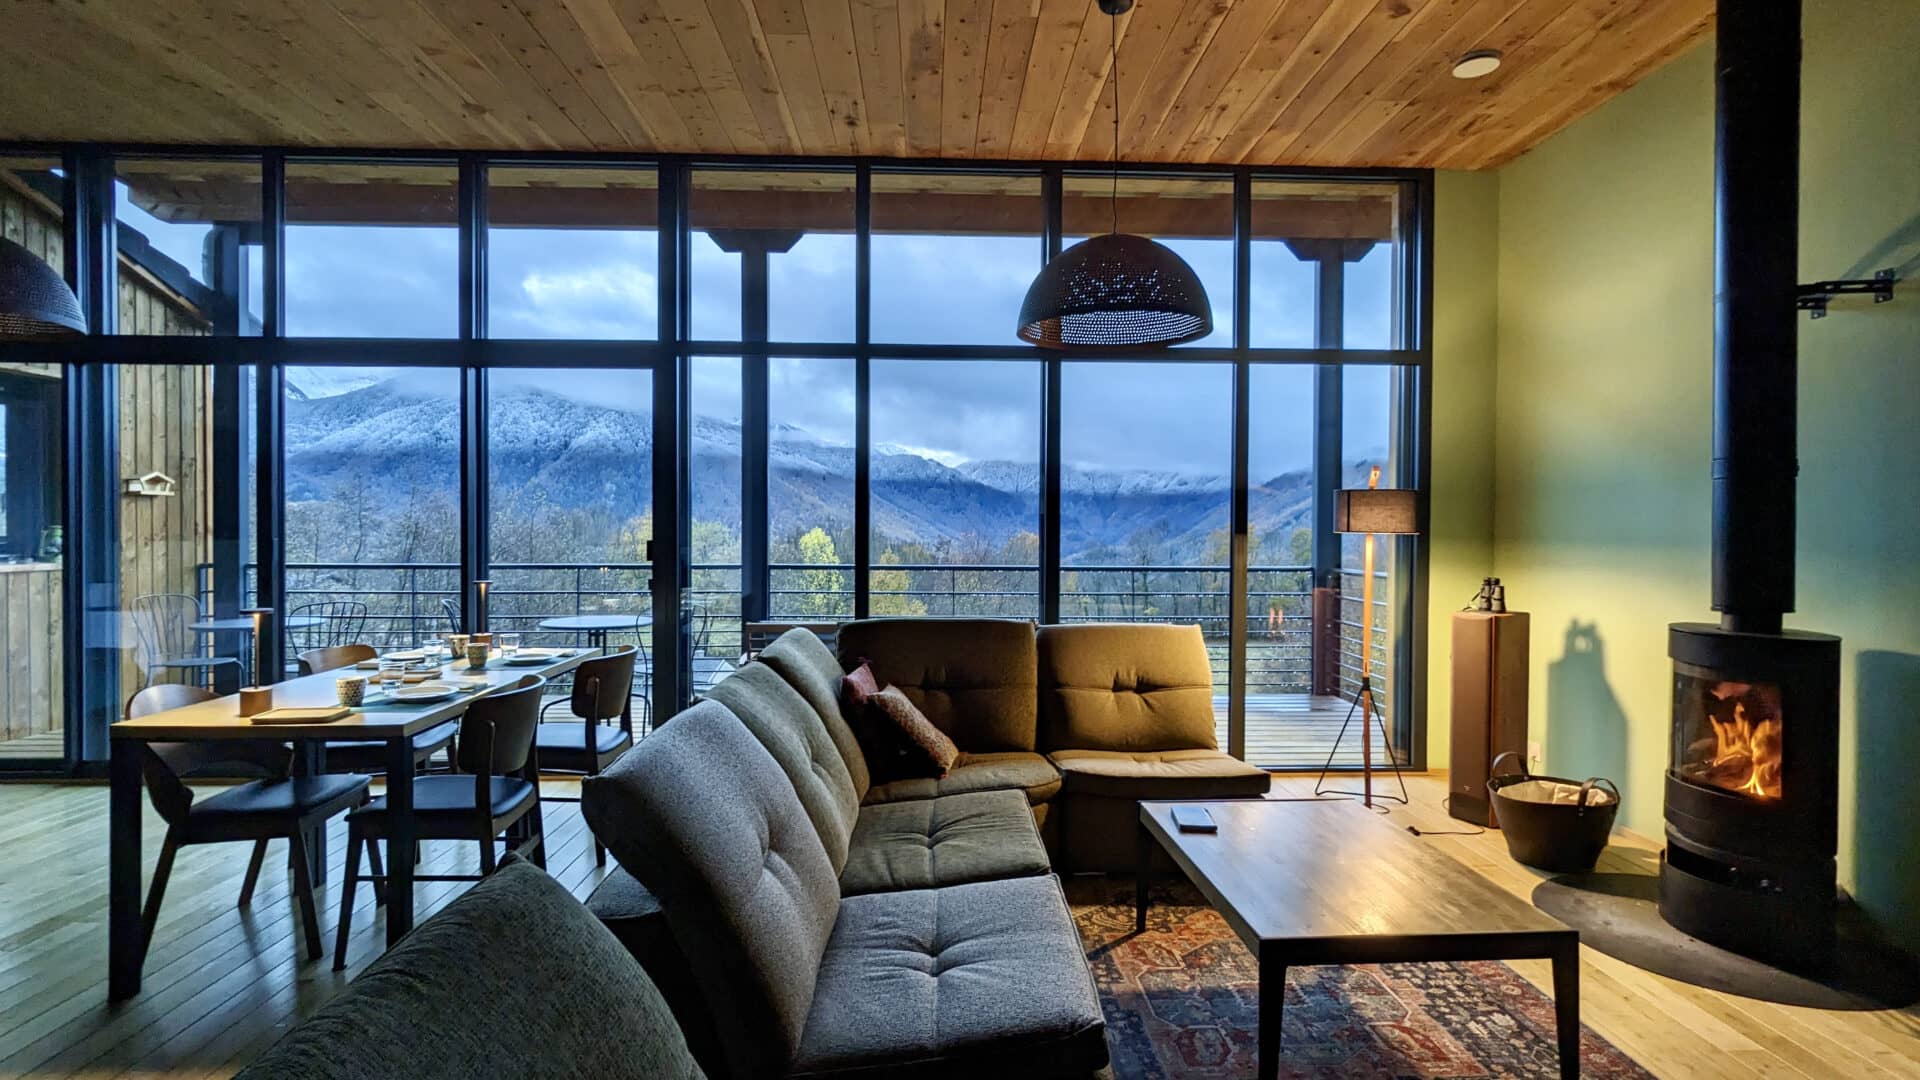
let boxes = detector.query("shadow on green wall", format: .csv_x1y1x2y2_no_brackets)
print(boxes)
1545,621,1632,792
1853,650,1920,946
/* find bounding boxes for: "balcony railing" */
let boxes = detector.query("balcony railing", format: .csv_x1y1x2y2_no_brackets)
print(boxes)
208,559,1390,709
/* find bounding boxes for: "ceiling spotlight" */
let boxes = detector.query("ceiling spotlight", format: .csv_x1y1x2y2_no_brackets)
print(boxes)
1452,50,1503,79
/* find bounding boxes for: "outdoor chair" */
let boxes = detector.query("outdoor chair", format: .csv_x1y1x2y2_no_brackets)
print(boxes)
129,592,241,690
288,600,369,653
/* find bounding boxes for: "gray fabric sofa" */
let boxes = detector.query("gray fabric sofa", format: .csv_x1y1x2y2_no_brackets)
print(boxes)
582,672,1107,1080
237,857,704,1080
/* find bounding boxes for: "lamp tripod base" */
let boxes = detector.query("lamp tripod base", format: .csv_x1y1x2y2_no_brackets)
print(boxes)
1313,675,1408,807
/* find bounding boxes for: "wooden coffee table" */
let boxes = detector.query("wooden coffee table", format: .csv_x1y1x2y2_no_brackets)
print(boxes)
1137,799,1581,1080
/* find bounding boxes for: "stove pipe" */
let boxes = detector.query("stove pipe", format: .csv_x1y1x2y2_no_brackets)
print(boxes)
1711,0,1802,636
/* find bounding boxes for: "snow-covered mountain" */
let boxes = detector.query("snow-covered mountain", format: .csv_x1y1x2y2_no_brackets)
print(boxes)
285,377,1366,561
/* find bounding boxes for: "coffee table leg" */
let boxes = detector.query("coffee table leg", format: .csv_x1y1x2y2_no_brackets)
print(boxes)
1258,949,1285,1080
1551,939,1580,1079
1134,820,1152,933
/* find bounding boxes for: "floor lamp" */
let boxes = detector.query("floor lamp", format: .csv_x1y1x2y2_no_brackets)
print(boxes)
1315,466,1419,808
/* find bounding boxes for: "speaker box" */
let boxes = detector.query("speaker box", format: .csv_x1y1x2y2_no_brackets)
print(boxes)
1450,611,1529,828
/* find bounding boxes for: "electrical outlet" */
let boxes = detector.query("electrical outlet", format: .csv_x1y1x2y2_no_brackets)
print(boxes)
1528,740,1543,768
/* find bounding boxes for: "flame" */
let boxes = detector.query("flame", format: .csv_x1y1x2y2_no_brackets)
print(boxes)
1689,681,1783,799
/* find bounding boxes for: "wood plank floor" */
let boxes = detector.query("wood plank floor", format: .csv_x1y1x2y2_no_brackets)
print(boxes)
0,774,1914,1078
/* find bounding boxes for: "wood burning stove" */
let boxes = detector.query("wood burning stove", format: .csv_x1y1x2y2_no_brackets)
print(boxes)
1660,0,1842,972
1662,624,1839,969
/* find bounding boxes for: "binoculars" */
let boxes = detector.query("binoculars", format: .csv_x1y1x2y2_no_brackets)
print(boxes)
1471,577,1507,614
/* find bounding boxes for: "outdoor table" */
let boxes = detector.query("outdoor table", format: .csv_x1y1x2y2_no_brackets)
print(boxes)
536,613,651,649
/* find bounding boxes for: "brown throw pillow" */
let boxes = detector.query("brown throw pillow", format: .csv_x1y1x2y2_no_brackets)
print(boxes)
841,660,880,710
868,686,961,779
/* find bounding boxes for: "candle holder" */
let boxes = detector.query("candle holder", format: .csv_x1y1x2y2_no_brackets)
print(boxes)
473,579,491,633
238,606,275,717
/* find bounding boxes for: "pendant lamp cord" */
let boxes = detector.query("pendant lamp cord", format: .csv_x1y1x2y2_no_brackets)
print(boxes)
1110,8,1120,235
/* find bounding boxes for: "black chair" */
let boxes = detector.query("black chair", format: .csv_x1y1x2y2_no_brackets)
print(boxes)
127,684,373,965
333,674,548,970
532,646,637,867
288,600,369,653
129,593,241,690
296,642,459,775
441,597,462,633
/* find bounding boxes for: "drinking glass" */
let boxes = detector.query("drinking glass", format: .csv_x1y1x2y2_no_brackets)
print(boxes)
378,660,406,696
499,633,521,658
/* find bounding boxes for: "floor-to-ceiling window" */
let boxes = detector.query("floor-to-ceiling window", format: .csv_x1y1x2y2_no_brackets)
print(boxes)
3,152,1429,773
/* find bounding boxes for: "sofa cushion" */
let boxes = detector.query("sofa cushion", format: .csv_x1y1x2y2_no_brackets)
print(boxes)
841,790,1051,895
791,875,1108,1079
1050,747,1271,799
582,701,840,1080
759,628,872,799
704,662,862,873
868,686,962,780
1037,622,1219,753
836,618,1038,753
862,751,1061,807
236,858,703,1080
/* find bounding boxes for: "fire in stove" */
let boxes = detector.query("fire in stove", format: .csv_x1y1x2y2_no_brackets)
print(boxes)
1682,681,1784,799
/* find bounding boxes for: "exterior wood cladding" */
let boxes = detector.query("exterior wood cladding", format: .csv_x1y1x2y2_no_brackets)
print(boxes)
0,174,212,747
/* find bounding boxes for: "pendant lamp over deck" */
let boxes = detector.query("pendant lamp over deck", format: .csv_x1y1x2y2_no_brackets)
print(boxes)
1017,0,1213,351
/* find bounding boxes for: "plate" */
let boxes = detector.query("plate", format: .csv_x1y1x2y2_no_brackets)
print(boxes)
392,682,456,704
504,653,550,665
383,650,427,662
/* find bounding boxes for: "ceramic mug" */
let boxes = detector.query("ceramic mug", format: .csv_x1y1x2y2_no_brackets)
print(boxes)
466,642,491,669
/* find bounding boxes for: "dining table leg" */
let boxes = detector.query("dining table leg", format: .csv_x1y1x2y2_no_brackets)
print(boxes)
384,734,417,946
109,737,144,1001
290,741,327,884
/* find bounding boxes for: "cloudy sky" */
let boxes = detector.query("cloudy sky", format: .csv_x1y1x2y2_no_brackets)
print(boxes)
119,185,1397,477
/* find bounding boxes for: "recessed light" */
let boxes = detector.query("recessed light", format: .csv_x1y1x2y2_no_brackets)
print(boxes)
1452,50,1503,79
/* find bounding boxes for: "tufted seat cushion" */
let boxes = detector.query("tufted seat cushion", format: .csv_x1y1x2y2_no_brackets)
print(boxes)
835,618,1038,753
862,751,1061,807
1050,748,1272,800
841,790,1051,895
705,662,863,873
791,875,1107,1079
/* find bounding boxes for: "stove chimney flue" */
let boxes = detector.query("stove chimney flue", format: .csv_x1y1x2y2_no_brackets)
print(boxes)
1711,0,1801,636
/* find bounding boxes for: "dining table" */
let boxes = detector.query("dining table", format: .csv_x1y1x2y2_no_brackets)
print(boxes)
107,645,601,1001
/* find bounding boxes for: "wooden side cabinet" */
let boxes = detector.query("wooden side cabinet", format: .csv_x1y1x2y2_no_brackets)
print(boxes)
1450,611,1530,828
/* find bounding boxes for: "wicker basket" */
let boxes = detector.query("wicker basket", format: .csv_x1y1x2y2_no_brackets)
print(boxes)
1486,752,1620,873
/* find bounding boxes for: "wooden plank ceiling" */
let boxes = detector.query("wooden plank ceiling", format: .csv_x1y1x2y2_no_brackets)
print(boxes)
0,0,1710,170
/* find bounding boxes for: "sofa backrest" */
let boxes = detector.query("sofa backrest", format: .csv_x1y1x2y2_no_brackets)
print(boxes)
1037,622,1218,753
836,618,1038,752
236,858,704,1080
755,627,871,799
582,702,839,1080
703,661,861,873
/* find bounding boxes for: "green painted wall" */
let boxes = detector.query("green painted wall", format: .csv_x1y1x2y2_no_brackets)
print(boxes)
1430,0,1920,942
1425,170,1500,770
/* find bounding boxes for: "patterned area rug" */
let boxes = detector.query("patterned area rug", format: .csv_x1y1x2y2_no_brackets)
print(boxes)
1067,878,1653,1079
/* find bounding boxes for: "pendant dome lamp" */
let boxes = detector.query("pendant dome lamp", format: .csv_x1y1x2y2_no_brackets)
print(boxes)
0,238,85,338
1018,0,1212,351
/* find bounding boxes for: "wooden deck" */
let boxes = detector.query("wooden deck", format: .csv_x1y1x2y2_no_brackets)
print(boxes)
2,775,1915,1079
0,730,64,760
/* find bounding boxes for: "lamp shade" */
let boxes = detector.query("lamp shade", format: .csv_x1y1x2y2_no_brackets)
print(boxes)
1017,234,1213,350
1333,488,1420,535
0,238,84,338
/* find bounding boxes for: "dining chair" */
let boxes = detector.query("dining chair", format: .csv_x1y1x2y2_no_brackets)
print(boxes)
126,684,373,966
296,643,376,676
532,645,637,867
296,642,459,776
288,600,369,652
129,593,241,690
332,674,548,970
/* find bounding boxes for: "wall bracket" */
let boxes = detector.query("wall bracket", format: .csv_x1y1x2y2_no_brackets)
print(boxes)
1797,268,1895,319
